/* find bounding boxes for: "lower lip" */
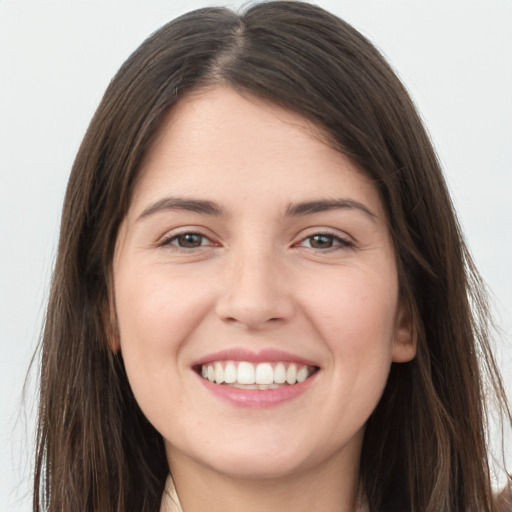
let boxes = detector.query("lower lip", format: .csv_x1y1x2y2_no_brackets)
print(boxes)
196,372,318,408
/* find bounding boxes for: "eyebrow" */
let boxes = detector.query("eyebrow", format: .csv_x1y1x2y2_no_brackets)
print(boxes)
137,196,377,222
285,199,378,221
138,197,225,220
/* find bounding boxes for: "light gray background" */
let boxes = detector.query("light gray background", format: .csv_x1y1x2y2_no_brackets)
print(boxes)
1,1,511,510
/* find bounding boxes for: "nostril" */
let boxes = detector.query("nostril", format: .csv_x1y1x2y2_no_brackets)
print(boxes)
221,315,285,328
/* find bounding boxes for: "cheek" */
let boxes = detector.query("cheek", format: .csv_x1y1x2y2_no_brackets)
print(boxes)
115,265,209,352
113,264,213,424
113,263,215,409
300,267,399,399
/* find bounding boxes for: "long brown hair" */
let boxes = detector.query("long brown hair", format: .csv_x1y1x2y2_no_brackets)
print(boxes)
34,2,511,511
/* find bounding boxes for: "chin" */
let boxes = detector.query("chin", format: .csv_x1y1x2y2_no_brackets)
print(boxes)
169,433,315,482
206,452,309,481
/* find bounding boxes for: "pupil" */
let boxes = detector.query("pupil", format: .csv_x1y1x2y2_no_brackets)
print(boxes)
179,233,202,247
311,235,333,248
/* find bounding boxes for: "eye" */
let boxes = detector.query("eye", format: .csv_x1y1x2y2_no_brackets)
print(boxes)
161,232,212,249
298,233,353,250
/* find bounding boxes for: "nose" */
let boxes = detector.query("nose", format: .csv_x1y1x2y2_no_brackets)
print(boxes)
215,246,295,329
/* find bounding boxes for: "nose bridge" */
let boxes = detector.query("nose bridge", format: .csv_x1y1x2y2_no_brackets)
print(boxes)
216,236,293,328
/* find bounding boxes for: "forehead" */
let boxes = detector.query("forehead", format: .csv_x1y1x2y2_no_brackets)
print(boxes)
128,86,384,219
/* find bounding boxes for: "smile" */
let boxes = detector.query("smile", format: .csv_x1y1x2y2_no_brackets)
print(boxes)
199,361,318,389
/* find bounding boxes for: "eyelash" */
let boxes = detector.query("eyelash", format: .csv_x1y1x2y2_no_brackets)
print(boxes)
158,231,214,250
296,231,354,251
158,230,354,252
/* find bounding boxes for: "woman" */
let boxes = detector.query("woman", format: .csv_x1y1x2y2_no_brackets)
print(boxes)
33,2,511,511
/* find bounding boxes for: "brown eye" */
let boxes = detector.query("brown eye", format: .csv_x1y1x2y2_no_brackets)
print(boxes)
298,233,353,250
164,232,208,248
177,233,204,247
309,234,335,249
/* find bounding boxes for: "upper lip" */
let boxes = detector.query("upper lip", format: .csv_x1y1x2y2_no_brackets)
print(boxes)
192,348,320,367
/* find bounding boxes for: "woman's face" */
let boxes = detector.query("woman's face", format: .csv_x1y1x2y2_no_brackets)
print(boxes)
113,86,415,482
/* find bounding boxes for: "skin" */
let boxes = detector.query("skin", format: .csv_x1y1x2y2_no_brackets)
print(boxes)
112,86,416,512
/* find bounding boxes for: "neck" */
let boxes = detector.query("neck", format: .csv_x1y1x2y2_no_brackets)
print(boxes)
161,445,367,512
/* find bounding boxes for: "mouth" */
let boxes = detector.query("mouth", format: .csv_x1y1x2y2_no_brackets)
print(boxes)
194,361,319,389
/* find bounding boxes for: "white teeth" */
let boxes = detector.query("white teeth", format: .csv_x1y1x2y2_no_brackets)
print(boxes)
274,362,286,384
224,361,237,383
200,360,315,387
237,362,255,384
214,362,224,384
296,365,308,383
255,362,273,385
233,383,259,390
286,364,297,385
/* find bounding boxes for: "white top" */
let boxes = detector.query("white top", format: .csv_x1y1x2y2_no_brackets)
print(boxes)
159,475,184,512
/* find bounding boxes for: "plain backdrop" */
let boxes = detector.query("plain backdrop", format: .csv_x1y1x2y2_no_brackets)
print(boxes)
1,1,511,510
